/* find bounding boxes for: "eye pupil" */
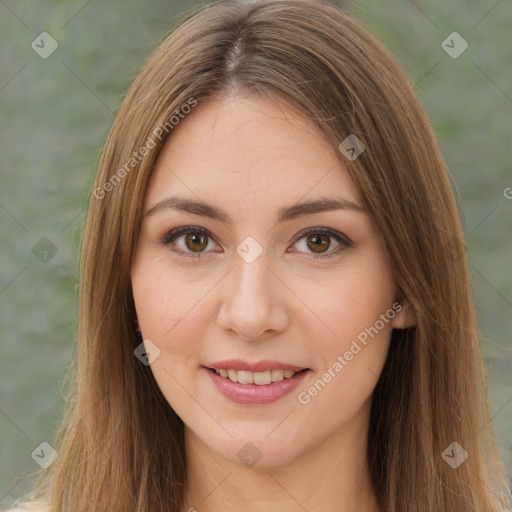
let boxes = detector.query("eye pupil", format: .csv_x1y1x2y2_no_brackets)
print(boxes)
186,233,208,252
307,233,330,253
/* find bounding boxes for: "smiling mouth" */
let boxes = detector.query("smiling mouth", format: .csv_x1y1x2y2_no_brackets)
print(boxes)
205,367,310,386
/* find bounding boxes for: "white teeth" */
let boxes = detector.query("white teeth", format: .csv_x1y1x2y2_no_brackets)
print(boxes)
213,368,300,385
271,369,285,382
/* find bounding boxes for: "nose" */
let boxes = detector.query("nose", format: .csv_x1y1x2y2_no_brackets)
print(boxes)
216,248,290,341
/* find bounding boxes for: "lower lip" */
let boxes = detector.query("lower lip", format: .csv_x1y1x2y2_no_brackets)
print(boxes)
203,367,311,405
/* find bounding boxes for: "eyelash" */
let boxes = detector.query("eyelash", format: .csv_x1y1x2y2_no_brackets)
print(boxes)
160,225,352,260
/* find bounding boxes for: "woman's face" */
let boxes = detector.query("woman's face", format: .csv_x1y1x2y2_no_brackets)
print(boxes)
131,94,410,468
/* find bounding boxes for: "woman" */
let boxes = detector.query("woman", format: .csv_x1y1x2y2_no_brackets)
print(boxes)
7,0,511,510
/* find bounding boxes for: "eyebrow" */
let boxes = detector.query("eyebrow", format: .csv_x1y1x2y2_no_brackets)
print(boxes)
144,195,366,224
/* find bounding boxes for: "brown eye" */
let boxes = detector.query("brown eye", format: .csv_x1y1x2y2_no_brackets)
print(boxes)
291,227,351,260
305,233,332,253
184,232,208,252
161,226,217,259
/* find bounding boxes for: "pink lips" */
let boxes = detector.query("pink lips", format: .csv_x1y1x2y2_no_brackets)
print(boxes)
203,366,311,405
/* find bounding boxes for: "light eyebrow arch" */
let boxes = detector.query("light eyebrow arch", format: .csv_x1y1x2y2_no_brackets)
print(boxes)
144,195,366,224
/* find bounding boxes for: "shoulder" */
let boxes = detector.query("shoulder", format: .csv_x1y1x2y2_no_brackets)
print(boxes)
3,509,50,512
3,505,51,512
4,509,48,512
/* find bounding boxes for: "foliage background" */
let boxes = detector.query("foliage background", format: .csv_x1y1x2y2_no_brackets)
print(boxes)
1,0,510,506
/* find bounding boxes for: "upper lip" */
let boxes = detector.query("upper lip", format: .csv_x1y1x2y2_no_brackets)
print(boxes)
204,359,309,372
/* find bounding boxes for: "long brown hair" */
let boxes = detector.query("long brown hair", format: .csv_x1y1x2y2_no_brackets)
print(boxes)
14,0,511,510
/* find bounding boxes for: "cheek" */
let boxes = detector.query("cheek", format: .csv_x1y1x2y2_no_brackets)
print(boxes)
299,249,395,397
131,257,211,361
305,251,396,346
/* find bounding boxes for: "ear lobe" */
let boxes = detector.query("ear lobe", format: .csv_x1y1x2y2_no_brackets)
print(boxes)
391,300,417,329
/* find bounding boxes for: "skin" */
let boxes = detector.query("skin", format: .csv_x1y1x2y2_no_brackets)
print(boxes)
131,93,416,512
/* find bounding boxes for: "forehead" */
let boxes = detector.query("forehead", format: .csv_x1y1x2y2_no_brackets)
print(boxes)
146,94,362,209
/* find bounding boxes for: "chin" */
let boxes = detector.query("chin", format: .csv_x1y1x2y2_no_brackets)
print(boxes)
210,432,306,469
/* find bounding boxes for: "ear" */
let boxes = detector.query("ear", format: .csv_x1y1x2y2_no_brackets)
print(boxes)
390,297,417,329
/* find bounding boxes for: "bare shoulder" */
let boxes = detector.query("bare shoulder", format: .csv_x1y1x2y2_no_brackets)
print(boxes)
3,505,51,512
4,509,47,512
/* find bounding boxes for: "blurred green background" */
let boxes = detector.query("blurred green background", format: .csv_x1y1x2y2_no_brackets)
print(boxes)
1,0,511,507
